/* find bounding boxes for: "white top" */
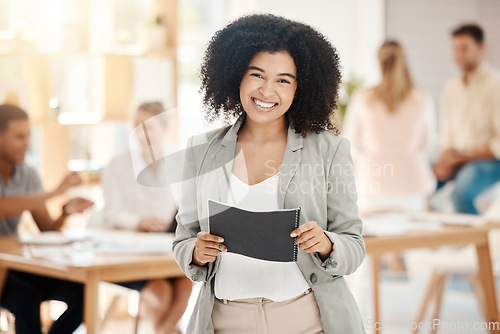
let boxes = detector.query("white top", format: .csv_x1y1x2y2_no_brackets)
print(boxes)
214,171,310,302
101,150,177,230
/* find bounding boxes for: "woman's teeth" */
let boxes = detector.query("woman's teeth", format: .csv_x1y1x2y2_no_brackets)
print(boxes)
253,98,277,108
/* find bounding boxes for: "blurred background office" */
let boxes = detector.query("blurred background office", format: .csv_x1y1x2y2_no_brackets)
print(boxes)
1,0,500,333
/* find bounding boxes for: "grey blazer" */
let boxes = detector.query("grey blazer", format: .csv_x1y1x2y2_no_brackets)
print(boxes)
172,114,366,334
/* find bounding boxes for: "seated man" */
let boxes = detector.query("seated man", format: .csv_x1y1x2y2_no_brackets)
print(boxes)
0,104,93,334
434,24,500,214
101,102,192,334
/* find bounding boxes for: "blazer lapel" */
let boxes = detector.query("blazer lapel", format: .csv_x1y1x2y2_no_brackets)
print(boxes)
278,126,303,209
215,143,235,203
215,114,246,202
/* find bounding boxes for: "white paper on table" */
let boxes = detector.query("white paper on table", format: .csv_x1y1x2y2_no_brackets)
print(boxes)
90,230,175,255
361,212,442,236
24,243,95,267
21,230,175,266
18,231,89,245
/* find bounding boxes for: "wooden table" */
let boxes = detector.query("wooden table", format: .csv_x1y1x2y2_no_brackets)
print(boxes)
0,235,185,334
364,219,500,334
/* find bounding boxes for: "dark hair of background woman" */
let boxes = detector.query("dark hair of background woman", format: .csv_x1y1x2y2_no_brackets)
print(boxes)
200,14,342,136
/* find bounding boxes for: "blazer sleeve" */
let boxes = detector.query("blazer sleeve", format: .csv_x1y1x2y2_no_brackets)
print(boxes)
310,137,366,275
172,136,212,283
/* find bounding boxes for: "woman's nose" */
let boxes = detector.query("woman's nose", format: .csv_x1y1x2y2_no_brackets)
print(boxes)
258,80,275,98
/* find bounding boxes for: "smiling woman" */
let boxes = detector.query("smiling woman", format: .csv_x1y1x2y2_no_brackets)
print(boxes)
173,14,366,334
200,14,342,137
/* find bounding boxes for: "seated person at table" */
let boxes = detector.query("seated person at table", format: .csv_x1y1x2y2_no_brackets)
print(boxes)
0,104,93,334
101,102,192,334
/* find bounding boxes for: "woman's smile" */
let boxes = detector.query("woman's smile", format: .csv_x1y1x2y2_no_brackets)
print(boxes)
252,97,278,111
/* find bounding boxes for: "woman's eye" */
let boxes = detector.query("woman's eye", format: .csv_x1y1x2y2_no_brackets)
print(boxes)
250,73,263,79
278,79,291,84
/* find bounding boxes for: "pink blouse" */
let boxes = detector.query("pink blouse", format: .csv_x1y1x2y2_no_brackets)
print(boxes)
342,87,436,197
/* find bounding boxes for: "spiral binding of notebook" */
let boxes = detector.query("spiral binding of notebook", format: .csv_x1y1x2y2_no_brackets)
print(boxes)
293,207,301,262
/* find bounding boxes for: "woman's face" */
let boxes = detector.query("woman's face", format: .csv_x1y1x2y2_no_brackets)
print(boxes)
239,51,297,125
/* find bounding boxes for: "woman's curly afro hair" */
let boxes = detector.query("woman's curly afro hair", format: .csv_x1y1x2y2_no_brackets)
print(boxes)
200,14,342,136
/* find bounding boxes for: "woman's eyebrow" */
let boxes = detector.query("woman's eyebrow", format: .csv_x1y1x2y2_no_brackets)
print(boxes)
248,65,265,73
279,73,296,79
247,66,296,79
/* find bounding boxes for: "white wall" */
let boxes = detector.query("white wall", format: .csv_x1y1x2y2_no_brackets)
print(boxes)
228,0,385,85
386,0,500,101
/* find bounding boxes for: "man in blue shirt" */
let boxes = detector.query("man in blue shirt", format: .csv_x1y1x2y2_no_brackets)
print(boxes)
0,104,93,334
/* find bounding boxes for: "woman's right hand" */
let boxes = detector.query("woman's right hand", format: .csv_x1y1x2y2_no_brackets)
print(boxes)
192,231,227,266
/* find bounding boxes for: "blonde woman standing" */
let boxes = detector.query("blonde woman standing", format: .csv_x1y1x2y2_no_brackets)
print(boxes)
342,41,436,212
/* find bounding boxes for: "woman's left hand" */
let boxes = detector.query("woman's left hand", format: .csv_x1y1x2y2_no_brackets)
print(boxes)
291,221,333,261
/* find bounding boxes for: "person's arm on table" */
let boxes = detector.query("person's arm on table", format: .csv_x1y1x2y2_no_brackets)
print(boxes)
0,192,59,220
0,172,82,220
31,197,93,232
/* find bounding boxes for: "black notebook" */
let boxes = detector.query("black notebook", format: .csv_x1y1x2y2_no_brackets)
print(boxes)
208,199,301,262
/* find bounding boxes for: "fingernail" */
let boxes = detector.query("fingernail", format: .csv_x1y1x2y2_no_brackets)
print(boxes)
218,238,224,242
290,232,296,237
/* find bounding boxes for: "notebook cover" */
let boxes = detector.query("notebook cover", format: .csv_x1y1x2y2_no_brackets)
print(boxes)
208,199,300,262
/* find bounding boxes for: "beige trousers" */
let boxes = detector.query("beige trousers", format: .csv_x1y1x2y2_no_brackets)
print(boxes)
212,289,324,334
